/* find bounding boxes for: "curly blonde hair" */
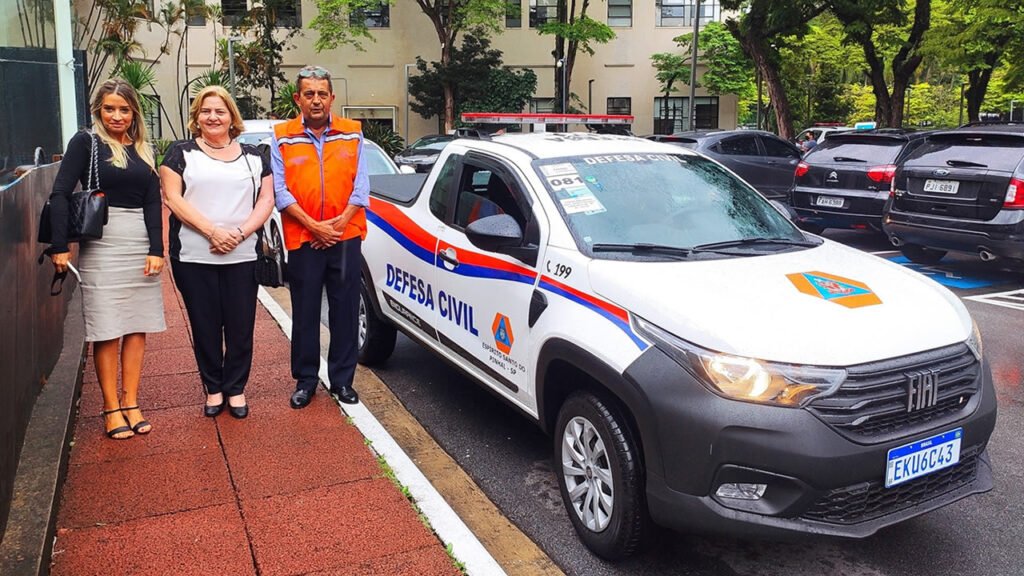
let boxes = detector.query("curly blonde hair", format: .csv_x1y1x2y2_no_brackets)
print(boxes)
188,86,246,139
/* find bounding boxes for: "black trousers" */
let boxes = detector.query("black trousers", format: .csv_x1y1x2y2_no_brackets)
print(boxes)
171,259,258,397
288,238,361,393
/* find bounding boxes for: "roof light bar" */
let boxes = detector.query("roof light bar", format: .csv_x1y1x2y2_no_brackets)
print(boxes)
460,113,635,125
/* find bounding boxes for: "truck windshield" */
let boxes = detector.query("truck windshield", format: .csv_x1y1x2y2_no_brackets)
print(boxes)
535,153,804,258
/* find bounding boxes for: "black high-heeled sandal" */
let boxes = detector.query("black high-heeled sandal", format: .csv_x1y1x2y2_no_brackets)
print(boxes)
120,406,152,434
102,408,134,439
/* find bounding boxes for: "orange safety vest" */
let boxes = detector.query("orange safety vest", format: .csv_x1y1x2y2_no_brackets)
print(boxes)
274,116,367,251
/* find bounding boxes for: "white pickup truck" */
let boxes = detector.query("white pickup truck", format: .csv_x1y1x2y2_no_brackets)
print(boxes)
357,132,996,559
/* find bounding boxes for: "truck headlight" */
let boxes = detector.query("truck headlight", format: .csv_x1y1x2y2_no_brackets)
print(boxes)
633,316,846,407
966,320,983,361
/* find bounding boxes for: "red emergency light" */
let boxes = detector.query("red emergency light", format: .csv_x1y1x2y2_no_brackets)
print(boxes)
460,113,635,125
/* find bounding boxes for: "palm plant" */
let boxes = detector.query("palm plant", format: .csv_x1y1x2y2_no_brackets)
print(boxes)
273,83,300,119
360,122,406,158
114,60,158,118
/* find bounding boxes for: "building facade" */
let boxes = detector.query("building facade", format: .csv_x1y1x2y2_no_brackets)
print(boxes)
74,0,738,143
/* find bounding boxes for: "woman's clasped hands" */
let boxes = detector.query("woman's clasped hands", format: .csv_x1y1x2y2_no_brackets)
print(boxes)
207,225,244,254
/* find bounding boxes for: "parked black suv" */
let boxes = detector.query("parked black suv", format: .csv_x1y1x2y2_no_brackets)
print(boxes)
883,123,1024,265
790,129,931,233
648,130,802,200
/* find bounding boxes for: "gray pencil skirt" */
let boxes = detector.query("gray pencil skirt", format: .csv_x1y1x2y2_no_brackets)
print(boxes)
78,207,166,342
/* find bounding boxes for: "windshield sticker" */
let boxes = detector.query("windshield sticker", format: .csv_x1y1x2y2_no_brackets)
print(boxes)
559,186,606,215
540,163,578,177
787,271,882,308
581,154,686,165
547,174,585,190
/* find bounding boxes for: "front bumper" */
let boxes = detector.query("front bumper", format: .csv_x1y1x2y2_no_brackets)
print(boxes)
883,207,1024,261
623,346,997,538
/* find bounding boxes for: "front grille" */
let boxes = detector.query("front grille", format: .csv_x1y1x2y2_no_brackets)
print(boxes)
806,343,979,442
802,445,981,524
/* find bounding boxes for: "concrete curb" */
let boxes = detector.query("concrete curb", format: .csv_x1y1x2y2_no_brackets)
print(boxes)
257,287,507,576
0,292,85,576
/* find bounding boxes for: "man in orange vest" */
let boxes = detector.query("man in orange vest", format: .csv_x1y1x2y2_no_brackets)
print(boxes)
270,65,368,408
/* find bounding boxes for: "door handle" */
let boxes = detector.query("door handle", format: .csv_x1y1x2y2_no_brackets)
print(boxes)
437,248,460,268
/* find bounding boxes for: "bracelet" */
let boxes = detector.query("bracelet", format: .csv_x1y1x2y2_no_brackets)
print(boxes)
236,226,246,240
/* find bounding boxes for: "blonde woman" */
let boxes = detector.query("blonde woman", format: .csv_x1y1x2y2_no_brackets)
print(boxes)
48,79,165,439
160,86,274,419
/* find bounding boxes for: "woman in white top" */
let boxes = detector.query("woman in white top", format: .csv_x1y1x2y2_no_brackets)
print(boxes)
160,85,274,419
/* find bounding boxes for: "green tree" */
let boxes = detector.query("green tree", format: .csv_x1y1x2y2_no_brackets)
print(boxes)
538,2,615,113
649,52,689,133
720,0,830,139
675,21,757,127
778,14,859,128
924,0,1024,122
829,0,933,128
409,32,536,129
74,0,153,96
312,0,506,131
228,0,302,118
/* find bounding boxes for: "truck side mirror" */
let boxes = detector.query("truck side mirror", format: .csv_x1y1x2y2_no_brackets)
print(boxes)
465,214,523,251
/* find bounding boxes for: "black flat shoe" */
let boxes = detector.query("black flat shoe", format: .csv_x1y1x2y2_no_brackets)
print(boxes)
330,386,359,405
228,404,249,419
204,402,225,417
290,389,314,409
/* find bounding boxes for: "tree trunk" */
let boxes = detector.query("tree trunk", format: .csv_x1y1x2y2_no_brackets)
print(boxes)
966,55,998,123
441,37,455,132
744,38,794,139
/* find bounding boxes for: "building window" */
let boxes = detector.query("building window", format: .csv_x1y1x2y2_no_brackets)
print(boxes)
530,98,556,113
529,0,558,28
653,95,718,132
274,0,301,27
506,0,522,27
187,6,207,27
607,0,631,27
656,0,719,27
607,97,631,116
222,0,247,26
144,95,161,139
351,2,390,27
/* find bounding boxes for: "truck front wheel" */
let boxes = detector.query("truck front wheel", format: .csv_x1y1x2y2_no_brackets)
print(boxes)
554,391,647,560
357,279,397,365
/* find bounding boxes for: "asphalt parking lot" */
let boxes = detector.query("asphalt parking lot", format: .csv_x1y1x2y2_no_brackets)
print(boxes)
335,229,1024,576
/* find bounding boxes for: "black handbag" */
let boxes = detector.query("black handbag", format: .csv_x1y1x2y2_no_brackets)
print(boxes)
244,154,285,287
38,131,108,244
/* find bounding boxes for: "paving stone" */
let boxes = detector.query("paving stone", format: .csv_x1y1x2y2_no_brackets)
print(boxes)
58,448,233,529
243,479,439,576
69,405,218,465
302,545,461,576
51,504,254,576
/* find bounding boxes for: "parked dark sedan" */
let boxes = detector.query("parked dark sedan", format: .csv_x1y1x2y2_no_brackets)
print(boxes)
649,130,802,200
884,122,1024,265
394,134,455,173
790,129,931,233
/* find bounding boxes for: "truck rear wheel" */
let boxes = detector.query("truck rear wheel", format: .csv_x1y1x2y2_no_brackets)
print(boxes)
358,279,396,365
554,391,646,560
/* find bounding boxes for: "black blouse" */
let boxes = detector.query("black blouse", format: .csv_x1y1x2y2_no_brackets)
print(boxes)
48,130,163,256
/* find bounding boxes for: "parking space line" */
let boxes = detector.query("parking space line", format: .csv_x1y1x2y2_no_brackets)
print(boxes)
964,289,1024,311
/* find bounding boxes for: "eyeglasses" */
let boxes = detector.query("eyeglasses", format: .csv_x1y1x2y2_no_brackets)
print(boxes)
298,66,331,79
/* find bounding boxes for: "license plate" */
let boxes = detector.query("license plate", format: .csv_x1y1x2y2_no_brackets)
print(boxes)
923,179,960,194
816,196,845,208
885,428,962,488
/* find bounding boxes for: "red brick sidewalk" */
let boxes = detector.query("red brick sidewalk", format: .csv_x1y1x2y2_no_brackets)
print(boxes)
49,274,461,576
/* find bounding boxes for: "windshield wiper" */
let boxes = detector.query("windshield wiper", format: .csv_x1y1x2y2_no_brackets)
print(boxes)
591,242,692,259
832,156,867,163
690,237,821,252
946,159,987,168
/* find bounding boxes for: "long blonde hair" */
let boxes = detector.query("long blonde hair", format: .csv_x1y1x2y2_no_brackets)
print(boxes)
90,79,156,171
188,85,246,139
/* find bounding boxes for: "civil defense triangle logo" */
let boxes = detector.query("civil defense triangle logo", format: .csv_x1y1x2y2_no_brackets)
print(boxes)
786,271,882,308
492,313,515,355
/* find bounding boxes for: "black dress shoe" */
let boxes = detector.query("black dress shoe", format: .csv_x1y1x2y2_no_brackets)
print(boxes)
204,402,225,417
330,386,359,405
290,389,314,409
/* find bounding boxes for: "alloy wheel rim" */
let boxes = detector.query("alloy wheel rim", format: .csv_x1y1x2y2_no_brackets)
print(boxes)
561,415,614,532
358,295,367,348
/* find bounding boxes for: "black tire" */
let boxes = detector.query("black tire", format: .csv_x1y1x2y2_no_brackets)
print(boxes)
270,222,288,280
900,244,946,265
357,278,396,365
797,222,825,235
554,391,647,560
